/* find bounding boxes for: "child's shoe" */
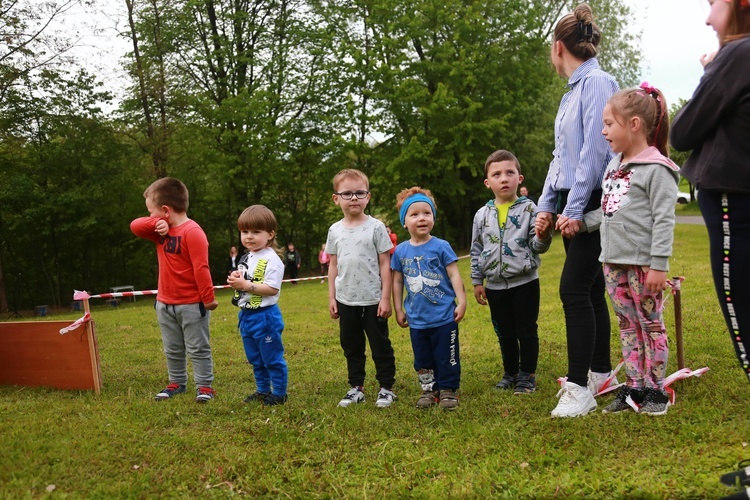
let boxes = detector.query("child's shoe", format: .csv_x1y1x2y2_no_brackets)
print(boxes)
721,459,750,489
513,372,536,395
243,391,270,403
415,390,439,408
639,387,670,416
602,386,635,414
588,369,620,396
495,373,516,390
155,383,186,401
551,381,596,418
263,394,288,406
195,386,216,403
438,389,459,410
338,387,365,407
375,388,397,408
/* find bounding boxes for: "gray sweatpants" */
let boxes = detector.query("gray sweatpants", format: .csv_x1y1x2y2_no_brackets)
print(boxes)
155,301,214,387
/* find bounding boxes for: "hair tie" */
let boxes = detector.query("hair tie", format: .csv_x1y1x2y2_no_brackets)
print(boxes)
399,193,437,227
576,21,594,43
639,81,662,102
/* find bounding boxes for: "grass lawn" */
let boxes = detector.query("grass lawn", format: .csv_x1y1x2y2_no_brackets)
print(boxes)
1,223,747,498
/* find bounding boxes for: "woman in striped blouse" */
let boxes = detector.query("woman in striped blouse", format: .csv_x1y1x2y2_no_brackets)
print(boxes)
535,4,620,418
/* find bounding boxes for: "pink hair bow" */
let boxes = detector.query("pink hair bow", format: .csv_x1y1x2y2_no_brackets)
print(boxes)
639,81,656,94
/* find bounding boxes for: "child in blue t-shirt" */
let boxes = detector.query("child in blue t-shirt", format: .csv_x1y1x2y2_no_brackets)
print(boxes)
392,187,467,410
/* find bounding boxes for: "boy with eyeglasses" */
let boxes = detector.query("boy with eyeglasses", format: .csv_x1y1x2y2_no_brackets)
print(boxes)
325,169,397,408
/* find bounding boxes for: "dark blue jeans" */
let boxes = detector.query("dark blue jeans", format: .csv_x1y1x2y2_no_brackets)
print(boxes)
699,190,750,383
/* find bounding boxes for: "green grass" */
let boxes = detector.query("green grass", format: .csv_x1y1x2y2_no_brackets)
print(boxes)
2,224,747,498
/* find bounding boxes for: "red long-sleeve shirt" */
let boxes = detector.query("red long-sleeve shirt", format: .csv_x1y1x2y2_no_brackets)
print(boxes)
130,217,215,305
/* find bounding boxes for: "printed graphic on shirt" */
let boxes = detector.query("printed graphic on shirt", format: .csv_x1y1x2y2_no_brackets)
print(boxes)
403,256,443,304
602,169,633,217
160,235,182,254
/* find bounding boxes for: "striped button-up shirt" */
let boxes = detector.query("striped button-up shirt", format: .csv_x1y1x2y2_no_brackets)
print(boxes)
538,58,619,219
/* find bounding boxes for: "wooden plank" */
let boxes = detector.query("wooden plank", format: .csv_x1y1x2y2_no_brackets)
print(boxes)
0,319,102,393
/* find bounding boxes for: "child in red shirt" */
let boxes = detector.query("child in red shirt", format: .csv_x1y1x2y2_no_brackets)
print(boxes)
130,178,218,403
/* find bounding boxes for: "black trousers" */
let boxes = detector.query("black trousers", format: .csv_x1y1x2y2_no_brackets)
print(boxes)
558,189,612,386
485,280,540,375
699,190,750,383
337,302,396,388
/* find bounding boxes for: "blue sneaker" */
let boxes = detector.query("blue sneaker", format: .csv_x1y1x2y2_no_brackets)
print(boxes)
195,386,216,403
155,383,186,401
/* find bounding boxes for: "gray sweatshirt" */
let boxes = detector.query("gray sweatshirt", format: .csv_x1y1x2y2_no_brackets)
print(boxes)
470,197,552,290
599,146,680,271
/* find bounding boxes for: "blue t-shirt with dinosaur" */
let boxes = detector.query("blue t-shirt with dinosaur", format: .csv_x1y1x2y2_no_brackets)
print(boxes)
392,237,458,329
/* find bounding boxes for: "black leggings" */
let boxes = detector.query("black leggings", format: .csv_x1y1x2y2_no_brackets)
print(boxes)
699,190,750,383
558,189,612,386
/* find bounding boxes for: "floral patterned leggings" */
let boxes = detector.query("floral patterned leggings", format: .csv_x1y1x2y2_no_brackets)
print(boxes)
604,263,669,389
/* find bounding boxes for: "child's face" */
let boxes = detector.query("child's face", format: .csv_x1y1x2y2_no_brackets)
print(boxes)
333,178,370,217
485,160,523,203
145,196,169,220
706,0,731,41
403,201,434,239
241,229,275,252
602,104,631,155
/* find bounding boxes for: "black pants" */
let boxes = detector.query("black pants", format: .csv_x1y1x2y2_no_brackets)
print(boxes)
485,280,540,375
558,190,612,386
337,302,396,389
699,190,750,383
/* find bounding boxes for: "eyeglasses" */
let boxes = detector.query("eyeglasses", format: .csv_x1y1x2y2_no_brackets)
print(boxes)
334,190,369,200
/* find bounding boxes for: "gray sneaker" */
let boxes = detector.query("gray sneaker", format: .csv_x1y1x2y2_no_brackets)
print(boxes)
416,390,439,408
602,386,633,414
375,388,397,408
338,387,365,407
438,389,459,410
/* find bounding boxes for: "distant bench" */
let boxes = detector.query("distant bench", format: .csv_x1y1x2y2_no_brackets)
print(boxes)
109,285,135,302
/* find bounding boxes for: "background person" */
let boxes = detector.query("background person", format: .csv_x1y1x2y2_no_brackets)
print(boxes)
535,3,620,418
226,245,241,275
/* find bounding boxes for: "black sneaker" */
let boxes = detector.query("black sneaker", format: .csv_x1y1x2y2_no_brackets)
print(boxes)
721,459,750,488
495,373,516,390
640,387,670,416
513,372,536,395
602,386,633,414
263,394,288,406
243,391,270,404
155,383,186,401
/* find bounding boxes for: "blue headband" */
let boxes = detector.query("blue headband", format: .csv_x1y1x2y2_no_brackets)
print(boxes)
399,193,437,226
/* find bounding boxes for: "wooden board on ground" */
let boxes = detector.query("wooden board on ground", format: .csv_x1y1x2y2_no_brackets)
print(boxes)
0,319,102,393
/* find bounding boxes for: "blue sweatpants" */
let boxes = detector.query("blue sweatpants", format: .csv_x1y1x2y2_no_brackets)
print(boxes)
238,305,288,396
410,321,460,391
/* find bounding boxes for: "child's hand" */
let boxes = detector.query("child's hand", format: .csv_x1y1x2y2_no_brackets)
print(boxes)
155,219,169,236
378,297,392,319
535,212,553,239
226,272,248,291
395,310,408,328
645,268,668,294
473,285,487,305
328,297,339,319
204,300,218,311
454,301,466,323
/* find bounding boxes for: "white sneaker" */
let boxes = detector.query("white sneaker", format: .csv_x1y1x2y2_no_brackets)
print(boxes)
551,381,597,418
375,388,397,408
588,370,620,396
338,387,366,407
